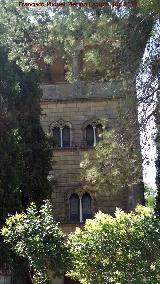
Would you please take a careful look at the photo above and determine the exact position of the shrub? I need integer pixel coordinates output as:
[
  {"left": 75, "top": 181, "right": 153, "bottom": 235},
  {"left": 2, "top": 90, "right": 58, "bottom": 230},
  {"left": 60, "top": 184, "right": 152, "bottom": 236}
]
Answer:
[
  {"left": 2, "top": 201, "right": 70, "bottom": 282},
  {"left": 68, "top": 206, "right": 160, "bottom": 284}
]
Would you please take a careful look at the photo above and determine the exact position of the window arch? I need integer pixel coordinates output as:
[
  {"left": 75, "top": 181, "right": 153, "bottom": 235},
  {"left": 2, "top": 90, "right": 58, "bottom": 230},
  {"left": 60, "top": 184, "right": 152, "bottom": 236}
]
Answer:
[
  {"left": 51, "top": 120, "right": 71, "bottom": 148},
  {"left": 82, "top": 193, "right": 92, "bottom": 221},
  {"left": 86, "top": 125, "right": 94, "bottom": 146},
  {"left": 69, "top": 194, "right": 80, "bottom": 222},
  {"left": 85, "top": 123, "right": 103, "bottom": 146},
  {"left": 69, "top": 192, "right": 92, "bottom": 222}
]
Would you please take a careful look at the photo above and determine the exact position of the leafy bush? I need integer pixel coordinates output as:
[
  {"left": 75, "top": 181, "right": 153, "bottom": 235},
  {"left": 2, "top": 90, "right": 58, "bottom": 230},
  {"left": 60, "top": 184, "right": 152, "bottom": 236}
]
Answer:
[
  {"left": 3, "top": 203, "right": 160, "bottom": 284},
  {"left": 68, "top": 206, "right": 160, "bottom": 284},
  {"left": 1, "top": 201, "right": 70, "bottom": 282}
]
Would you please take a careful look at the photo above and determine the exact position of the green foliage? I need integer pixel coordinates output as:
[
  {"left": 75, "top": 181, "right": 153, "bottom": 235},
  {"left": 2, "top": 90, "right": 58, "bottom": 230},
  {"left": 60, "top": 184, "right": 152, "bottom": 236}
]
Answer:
[
  {"left": 0, "top": 47, "right": 52, "bottom": 211},
  {"left": 144, "top": 184, "right": 156, "bottom": 209},
  {"left": 3, "top": 202, "right": 160, "bottom": 284},
  {"left": 32, "top": 270, "right": 50, "bottom": 284},
  {"left": 16, "top": 82, "right": 52, "bottom": 207},
  {"left": 81, "top": 130, "right": 142, "bottom": 192},
  {"left": 0, "top": 47, "right": 52, "bottom": 281},
  {"left": 0, "top": 0, "right": 157, "bottom": 81},
  {"left": 155, "top": 109, "right": 160, "bottom": 215},
  {"left": 2, "top": 201, "right": 70, "bottom": 281},
  {"left": 0, "top": 122, "right": 23, "bottom": 224},
  {"left": 68, "top": 206, "right": 160, "bottom": 284}
]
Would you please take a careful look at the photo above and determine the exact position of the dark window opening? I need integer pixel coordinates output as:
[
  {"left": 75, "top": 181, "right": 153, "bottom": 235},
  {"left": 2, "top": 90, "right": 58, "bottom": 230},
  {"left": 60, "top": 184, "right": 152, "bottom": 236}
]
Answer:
[
  {"left": 69, "top": 194, "right": 80, "bottom": 222},
  {"left": 63, "top": 126, "right": 70, "bottom": 147},
  {"left": 82, "top": 193, "right": 92, "bottom": 221},
  {"left": 86, "top": 125, "right": 94, "bottom": 146},
  {"left": 52, "top": 126, "right": 61, "bottom": 147}
]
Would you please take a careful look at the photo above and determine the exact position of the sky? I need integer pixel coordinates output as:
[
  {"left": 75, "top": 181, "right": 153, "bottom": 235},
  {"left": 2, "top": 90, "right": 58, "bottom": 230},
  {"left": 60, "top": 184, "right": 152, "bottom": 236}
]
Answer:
[
  {"left": 138, "top": 21, "right": 159, "bottom": 191},
  {"left": 141, "top": 118, "right": 156, "bottom": 190}
]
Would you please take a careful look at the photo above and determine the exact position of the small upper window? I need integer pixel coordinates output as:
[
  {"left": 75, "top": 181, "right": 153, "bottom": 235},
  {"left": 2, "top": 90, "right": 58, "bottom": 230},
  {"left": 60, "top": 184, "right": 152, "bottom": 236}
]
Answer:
[
  {"left": 82, "top": 193, "right": 92, "bottom": 221},
  {"left": 52, "top": 125, "right": 71, "bottom": 148}
]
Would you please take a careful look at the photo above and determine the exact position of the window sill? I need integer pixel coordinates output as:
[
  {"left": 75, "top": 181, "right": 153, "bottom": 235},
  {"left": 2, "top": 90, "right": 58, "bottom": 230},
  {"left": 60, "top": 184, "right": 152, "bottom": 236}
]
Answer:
[
  {"left": 52, "top": 145, "right": 94, "bottom": 150},
  {"left": 59, "top": 218, "right": 92, "bottom": 225},
  {"left": 59, "top": 221, "right": 85, "bottom": 225}
]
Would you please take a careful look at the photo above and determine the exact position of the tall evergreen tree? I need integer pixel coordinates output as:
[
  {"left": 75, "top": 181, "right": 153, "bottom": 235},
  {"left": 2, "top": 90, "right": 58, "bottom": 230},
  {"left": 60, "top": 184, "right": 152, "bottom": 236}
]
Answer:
[
  {"left": 0, "top": 47, "right": 52, "bottom": 210},
  {"left": 0, "top": 47, "right": 52, "bottom": 283}
]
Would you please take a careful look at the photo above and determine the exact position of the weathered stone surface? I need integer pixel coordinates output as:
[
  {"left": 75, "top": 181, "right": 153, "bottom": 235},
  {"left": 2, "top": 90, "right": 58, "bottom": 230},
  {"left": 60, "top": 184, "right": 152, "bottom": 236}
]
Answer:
[{"left": 41, "top": 81, "right": 126, "bottom": 101}]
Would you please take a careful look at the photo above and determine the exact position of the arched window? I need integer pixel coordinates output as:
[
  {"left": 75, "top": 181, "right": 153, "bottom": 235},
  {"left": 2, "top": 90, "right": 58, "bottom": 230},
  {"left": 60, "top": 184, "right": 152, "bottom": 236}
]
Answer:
[
  {"left": 63, "top": 126, "right": 70, "bottom": 147},
  {"left": 52, "top": 124, "right": 71, "bottom": 148},
  {"left": 86, "top": 123, "right": 103, "bottom": 146},
  {"left": 86, "top": 125, "right": 94, "bottom": 146},
  {"left": 82, "top": 193, "right": 92, "bottom": 221},
  {"left": 52, "top": 126, "right": 61, "bottom": 147},
  {"left": 69, "top": 194, "right": 80, "bottom": 222}
]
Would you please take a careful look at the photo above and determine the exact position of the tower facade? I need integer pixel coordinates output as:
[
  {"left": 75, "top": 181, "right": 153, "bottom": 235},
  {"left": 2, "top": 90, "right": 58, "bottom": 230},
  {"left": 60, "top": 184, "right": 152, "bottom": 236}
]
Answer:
[
  {"left": 41, "top": 81, "right": 144, "bottom": 228},
  {"left": 40, "top": 56, "right": 144, "bottom": 284}
]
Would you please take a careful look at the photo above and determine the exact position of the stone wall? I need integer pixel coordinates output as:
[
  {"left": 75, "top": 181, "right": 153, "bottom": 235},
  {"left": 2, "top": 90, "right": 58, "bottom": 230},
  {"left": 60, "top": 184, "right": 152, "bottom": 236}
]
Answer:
[
  {"left": 50, "top": 148, "right": 128, "bottom": 221},
  {"left": 41, "top": 98, "right": 132, "bottom": 222},
  {"left": 41, "top": 81, "right": 127, "bottom": 100},
  {"left": 41, "top": 98, "right": 120, "bottom": 137}
]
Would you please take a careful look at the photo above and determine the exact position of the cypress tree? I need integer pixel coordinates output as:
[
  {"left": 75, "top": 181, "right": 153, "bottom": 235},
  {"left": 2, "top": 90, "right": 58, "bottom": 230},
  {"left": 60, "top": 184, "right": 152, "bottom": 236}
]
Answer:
[{"left": 0, "top": 47, "right": 52, "bottom": 283}]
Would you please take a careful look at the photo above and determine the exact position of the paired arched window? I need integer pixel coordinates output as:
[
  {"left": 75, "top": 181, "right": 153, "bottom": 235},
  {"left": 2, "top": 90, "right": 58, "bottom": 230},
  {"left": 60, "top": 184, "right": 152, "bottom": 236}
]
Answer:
[
  {"left": 69, "top": 193, "right": 92, "bottom": 222},
  {"left": 86, "top": 123, "right": 103, "bottom": 147},
  {"left": 51, "top": 119, "right": 103, "bottom": 148},
  {"left": 52, "top": 125, "right": 70, "bottom": 147}
]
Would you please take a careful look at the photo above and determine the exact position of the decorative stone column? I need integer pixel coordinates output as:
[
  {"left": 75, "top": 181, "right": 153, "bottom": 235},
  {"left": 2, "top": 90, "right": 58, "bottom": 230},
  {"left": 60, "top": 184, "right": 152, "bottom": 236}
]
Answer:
[
  {"left": 60, "top": 127, "right": 63, "bottom": 148},
  {"left": 79, "top": 196, "right": 83, "bottom": 223},
  {"left": 93, "top": 125, "right": 96, "bottom": 146}
]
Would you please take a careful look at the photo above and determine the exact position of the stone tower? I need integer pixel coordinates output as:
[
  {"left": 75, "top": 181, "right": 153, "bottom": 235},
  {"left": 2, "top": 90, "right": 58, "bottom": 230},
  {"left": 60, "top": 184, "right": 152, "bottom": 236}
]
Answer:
[{"left": 40, "top": 53, "right": 144, "bottom": 284}]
